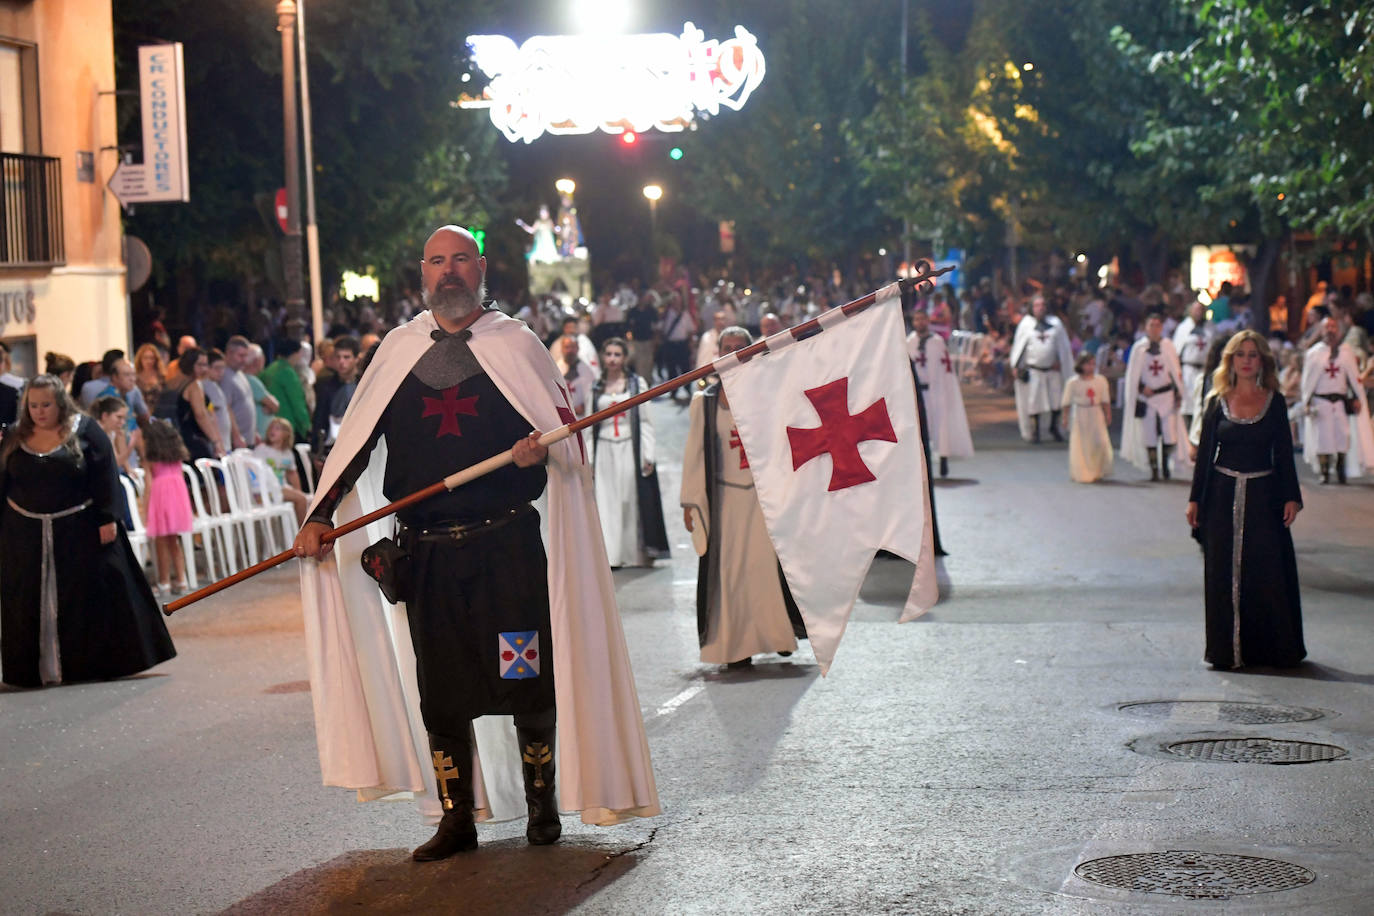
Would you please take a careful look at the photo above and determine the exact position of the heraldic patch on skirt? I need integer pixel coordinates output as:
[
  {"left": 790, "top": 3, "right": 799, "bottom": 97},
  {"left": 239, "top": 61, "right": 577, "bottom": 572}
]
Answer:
[{"left": 402, "top": 508, "right": 555, "bottom": 734}]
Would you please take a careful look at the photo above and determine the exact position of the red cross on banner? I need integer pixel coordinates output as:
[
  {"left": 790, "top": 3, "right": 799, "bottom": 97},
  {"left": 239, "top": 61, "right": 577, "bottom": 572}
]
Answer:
[
  {"left": 1325, "top": 361, "right": 1341, "bottom": 379},
  {"left": 786, "top": 377, "right": 898, "bottom": 491},
  {"left": 728, "top": 427, "right": 750, "bottom": 469},
  {"left": 421, "top": 386, "right": 479, "bottom": 438}
]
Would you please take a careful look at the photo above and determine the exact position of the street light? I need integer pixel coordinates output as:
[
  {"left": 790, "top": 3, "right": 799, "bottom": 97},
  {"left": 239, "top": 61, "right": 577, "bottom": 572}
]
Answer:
[
  {"left": 555, "top": 178, "right": 576, "bottom": 195},
  {"left": 642, "top": 183, "right": 662, "bottom": 234}
]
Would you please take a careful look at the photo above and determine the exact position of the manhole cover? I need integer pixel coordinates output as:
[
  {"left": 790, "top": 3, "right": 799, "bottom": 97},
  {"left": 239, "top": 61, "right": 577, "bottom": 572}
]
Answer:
[
  {"left": 1075, "top": 850, "right": 1315, "bottom": 900},
  {"left": 1166, "top": 737, "right": 1347, "bottom": 765},
  {"left": 1117, "top": 700, "right": 1325, "bottom": 725},
  {"left": 264, "top": 680, "right": 311, "bottom": 694}
]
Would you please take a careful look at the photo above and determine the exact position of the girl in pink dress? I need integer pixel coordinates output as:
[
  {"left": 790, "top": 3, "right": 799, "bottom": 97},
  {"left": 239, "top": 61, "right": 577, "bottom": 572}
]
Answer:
[{"left": 142, "top": 419, "right": 193, "bottom": 595}]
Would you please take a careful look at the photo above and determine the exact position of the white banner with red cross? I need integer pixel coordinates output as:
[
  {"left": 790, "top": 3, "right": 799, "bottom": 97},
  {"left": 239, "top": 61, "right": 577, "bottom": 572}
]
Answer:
[{"left": 715, "top": 284, "right": 937, "bottom": 674}]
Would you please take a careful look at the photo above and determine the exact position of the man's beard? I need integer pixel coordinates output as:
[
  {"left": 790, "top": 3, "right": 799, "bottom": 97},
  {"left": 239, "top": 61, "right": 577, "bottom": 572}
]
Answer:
[{"left": 424, "top": 278, "right": 485, "bottom": 321}]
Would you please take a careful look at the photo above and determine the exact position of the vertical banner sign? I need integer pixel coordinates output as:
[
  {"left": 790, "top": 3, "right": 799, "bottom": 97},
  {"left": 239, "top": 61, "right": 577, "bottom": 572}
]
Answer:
[
  {"left": 108, "top": 43, "right": 189, "bottom": 207},
  {"left": 139, "top": 43, "right": 189, "bottom": 201}
]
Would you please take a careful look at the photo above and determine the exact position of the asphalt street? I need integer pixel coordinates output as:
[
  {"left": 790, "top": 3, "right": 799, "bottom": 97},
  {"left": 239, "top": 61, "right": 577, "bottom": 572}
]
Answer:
[{"left": 2, "top": 383, "right": 1372, "bottom": 915}]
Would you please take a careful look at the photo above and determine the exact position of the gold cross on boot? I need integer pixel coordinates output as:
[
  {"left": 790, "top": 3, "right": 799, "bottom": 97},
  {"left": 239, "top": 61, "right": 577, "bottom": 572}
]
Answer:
[
  {"left": 522, "top": 742, "right": 552, "bottom": 789},
  {"left": 432, "top": 750, "right": 461, "bottom": 811}
]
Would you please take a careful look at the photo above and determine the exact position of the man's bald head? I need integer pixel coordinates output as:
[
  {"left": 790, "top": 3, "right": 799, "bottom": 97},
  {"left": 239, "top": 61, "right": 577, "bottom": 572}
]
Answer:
[{"left": 421, "top": 225, "right": 486, "bottom": 322}]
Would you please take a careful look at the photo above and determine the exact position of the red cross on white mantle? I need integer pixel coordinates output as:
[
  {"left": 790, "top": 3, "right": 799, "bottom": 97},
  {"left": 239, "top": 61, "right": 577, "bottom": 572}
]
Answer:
[
  {"left": 940, "top": 353, "right": 953, "bottom": 374},
  {"left": 1147, "top": 358, "right": 1164, "bottom": 377},
  {"left": 421, "top": 386, "right": 479, "bottom": 438},
  {"left": 914, "top": 351, "right": 927, "bottom": 368},
  {"left": 728, "top": 428, "right": 750, "bottom": 469},
  {"left": 1325, "top": 361, "right": 1341, "bottom": 379},
  {"left": 555, "top": 398, "right": 586, "bottom": 463},
  {"left": 786, "top": 377, "right": 898, "bottom": 491}
]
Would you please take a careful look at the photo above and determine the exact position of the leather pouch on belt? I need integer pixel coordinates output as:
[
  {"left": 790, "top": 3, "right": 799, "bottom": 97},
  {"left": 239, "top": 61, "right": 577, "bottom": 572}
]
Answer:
[{"left": 360, "top": 537, "right": 413, "bottom": 605}]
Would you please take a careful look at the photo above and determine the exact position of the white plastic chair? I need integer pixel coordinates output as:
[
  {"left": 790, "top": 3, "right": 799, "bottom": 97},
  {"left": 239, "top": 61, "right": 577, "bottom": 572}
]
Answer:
[
  {"left": 224, "top": 451, "right": 295, "bottom": 556},
  {"left": 119, "top": 475, "right": 149, "bottom": 570},
  {"left": 294, "top": 442, "right": 315, "bottom": 496},
  {"left": 195, "top": 457, "right": 252, "bottom": 568},
  {"left": 181, "top": 463, "right": 234, "bottom": 580}
]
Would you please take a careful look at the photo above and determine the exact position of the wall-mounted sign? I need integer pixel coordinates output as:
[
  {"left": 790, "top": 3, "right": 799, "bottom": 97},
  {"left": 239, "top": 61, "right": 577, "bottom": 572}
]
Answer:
[
  {"left": 458, "top": 22, "right": 766, "bottom": 144},
  {"left": 108, "top": 43, "right": 190, "bottom": 208}
]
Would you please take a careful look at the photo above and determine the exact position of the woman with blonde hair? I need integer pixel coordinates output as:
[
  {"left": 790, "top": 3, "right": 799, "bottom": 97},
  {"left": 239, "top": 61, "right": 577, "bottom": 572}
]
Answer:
[
  {"left": 0, "top": 375, "right": 174, "bottom": 686},
  {"left": 133, "top": 342, "right": 168, "bottom": 406},
  {"left": 1186, "top": 330, "right": 1304, "bottom": 669}
]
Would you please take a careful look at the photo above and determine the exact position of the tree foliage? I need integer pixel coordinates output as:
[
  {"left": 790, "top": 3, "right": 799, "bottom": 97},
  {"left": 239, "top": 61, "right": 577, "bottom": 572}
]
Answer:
[{"left": 114, "top": 0, "right": 507, "bottom": 307}]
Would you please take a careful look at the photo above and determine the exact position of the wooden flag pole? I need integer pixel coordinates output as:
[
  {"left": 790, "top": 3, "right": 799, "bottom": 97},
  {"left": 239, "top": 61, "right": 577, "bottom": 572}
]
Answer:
[{"left": 162, "top": 266, "right": 949, "bottom": 615}]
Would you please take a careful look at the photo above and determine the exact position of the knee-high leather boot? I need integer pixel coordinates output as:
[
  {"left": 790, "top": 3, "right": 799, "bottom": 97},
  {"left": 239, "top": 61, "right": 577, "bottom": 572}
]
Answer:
[
  {"left": 517, "top": 725, "right": 561, "bottom": 845},
  {"left": 1049, "top": 410, "right": 1064, "bottom": 442},
  {"left": 1031, "top": 414, "right": 1041, "bottom": 444},
  {"left": 1319, "top": 454, "right": 1331, "bottom": 485},
  {"left": 1147, "top": 447, "right": 1160, "bottom": 482},
  {"left": 1336, "top": 452, "right": 1348, "bottom": 485},
  {"left": 412, "top": 731, "right": 478, "bottom": 861},
  {"left": 1161, "top": 444, "right": 1173, "bottom": 480}
]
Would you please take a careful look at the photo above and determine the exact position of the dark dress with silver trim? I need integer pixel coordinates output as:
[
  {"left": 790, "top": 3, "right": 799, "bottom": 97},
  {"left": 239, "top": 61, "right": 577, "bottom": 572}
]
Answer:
[
  {"left": 0, "top": 416, "right": 175, "bottom": 687},
  {"left": 1189, "top": 391, "right": 1304, "bottom": 669}
]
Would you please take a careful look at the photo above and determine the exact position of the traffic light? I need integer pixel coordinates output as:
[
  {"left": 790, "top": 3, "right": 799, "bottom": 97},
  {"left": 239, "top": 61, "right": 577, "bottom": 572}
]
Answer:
[
  {"left": 620, "top": 131, "right": 638, "bottom": 146},
  {"left": 468, "top": 226, "right": 486, "bottom": 255},
  {"left": 669, "top": 146, "right": 684, "bottom": 160}
]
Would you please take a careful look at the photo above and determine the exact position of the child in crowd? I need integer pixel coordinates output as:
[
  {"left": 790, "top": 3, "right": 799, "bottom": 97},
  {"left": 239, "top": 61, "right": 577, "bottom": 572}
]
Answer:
[
  {"left": 142, "top": 419, "right": 193, "bottom": 596},
  {"left": 1278, "top": 347, "right": 1305, "bottom": 449},
  {"left": 253, "top": 416, "right": 309, "bottom": 524},
  {"left": 1060, "top": 351, "right": 1114, "bottom": 483}
]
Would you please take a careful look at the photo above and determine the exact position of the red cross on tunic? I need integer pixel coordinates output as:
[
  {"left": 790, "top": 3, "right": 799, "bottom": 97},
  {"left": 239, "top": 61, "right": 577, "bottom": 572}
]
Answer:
[
  {"left": 940, "top": 353, "right": 953, "bottom": 374},
  {"left": 1325, "top": 361, "right": 1341, "bottom": 379},
  {"left": 1147, "top": 358, "right": 1164, "bottom": 378},
  {"left": 728, "top": 427, "right": 750, "bottom": 469},
  {"left": 1036, "top": 331, "right": 1049, "bottom": 344},
  {"left": 421, "top": 386, "right": 479, "bottom": 438},
  {"left": 1085, "top": 387, "right": 1097, "bottom": 406},
  {"left": 555, "top": 387, "right": 586, "bottom": 463},
  {"left": 914, "top": 351, "right": 927, "bottom": 368},
  {"left": 786, "top": 377, "right": 898, "bottom": 491},
  {"left": 612, "top": 411, "right": 621, "bottom": 437}
]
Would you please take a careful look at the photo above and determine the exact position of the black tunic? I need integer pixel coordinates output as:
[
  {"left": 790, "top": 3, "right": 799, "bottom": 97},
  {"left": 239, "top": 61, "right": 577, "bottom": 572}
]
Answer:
[
  {"left": 1188, "top": 391, "right": 1304, "bottom": 668},
  {"left": 312, "top": 367, "right": 553, "bottom": 730},
  {"left": 0, "top": 416, "right": 176, "bottom": 687}
]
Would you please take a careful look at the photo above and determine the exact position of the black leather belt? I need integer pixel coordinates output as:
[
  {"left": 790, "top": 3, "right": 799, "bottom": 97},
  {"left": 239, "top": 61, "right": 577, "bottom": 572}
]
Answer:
[
  {"left": 1140, "top": 382, "right": 1177, "bottom": 396},
  {"left": 1315, "top": 392, "right": 1346, "bottom": 403},
  {"left": 401, "top": 504, "right": 534, "bottom": 544}
]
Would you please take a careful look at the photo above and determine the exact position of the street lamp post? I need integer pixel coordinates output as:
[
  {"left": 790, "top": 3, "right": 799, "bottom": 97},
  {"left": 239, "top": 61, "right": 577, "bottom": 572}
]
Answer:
[
  {"left": 296, "top": 0, "right": 324, "bottom": 344},
  {"left": 276, "top": 0, "right": 306, "bottom": 321}
]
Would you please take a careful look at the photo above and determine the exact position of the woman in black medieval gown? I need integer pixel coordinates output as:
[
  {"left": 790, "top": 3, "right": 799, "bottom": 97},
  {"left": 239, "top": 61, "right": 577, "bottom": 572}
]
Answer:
[
  {"left": 0, "top": 375, "right": 175, "bottom": 687},
  {"left": 1186, "top": 331, "right": 1304, "bottom": 669}
]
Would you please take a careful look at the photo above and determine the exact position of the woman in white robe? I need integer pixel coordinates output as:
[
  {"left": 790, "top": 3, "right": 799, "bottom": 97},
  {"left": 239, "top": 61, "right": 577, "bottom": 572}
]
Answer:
[
  {"left": 1060, "top": 351, "right": 1114, "bottom": 483},
  {"left": 590, "top": 338, "right": 668, "bottom": 567}
]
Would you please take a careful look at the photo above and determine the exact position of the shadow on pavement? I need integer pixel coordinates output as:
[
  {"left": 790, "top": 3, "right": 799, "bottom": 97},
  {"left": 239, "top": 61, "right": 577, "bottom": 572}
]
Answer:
[
  {"left": 1228, "top": 661, "right": 1374, "bottom": 686},
  {"left": 221, "top": 838, "right": 641, "bottom": 915}
]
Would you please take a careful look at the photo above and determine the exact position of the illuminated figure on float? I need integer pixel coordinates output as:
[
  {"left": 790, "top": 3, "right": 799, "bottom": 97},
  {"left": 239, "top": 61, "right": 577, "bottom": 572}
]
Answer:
[
  {"left": 516, "top": 205, "right": 559, "bottom": 264},
  {"left": 555, "top": 186, "right": 584, "bottom": 259}
]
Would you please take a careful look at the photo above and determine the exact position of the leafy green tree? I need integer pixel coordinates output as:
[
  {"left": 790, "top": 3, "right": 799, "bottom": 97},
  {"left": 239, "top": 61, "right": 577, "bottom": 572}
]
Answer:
[{"left": 114, "top": 0, "right": 506, "bottom": 318}]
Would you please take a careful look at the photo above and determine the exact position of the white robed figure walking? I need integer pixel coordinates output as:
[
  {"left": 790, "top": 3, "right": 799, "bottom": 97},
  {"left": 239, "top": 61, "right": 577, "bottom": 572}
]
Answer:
[
  {"left": 1059, "top": 353, "right": 1113, "bottom": 483},
  {"left": 1010, "top": 295, "right": 1074, "bottom": 442},
  {"left": 1300, "top": 317, "right": 1374, "bottom": 482},
  {"left": 1121, "top": 314, "right": 1188, "bottom": 480},
  {"left": 907, "top": 309, "right": 973, "bottom": 476}
]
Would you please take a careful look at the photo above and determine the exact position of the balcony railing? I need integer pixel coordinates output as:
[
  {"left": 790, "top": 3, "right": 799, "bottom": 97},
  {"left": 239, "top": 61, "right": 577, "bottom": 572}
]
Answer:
[{"left": 0, "top": 152, "right": 64, "bottom": 267}]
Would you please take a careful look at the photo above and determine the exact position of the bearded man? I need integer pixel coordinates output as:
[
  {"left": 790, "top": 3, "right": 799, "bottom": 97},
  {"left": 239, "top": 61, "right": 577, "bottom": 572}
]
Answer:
[{"left": 293, "top": 226, "right": 658, "bottom": 861}]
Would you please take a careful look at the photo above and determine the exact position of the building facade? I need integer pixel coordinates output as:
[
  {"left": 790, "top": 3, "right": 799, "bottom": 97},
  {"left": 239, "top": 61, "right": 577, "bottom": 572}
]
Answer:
[{"left": 0, "top": 0, "right": 125, "bottom": 379}]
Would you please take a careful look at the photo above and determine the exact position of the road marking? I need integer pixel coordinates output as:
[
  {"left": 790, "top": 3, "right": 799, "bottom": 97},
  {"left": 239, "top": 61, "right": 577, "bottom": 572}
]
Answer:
[{"left": 647, "top": 681, "right": 706, "bottom": 721}]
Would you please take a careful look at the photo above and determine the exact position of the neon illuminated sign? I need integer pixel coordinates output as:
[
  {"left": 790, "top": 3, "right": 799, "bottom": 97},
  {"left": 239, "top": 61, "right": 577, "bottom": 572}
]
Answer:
[{"left": 458, "top": 22, "right": 766, "bottom": 144}]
